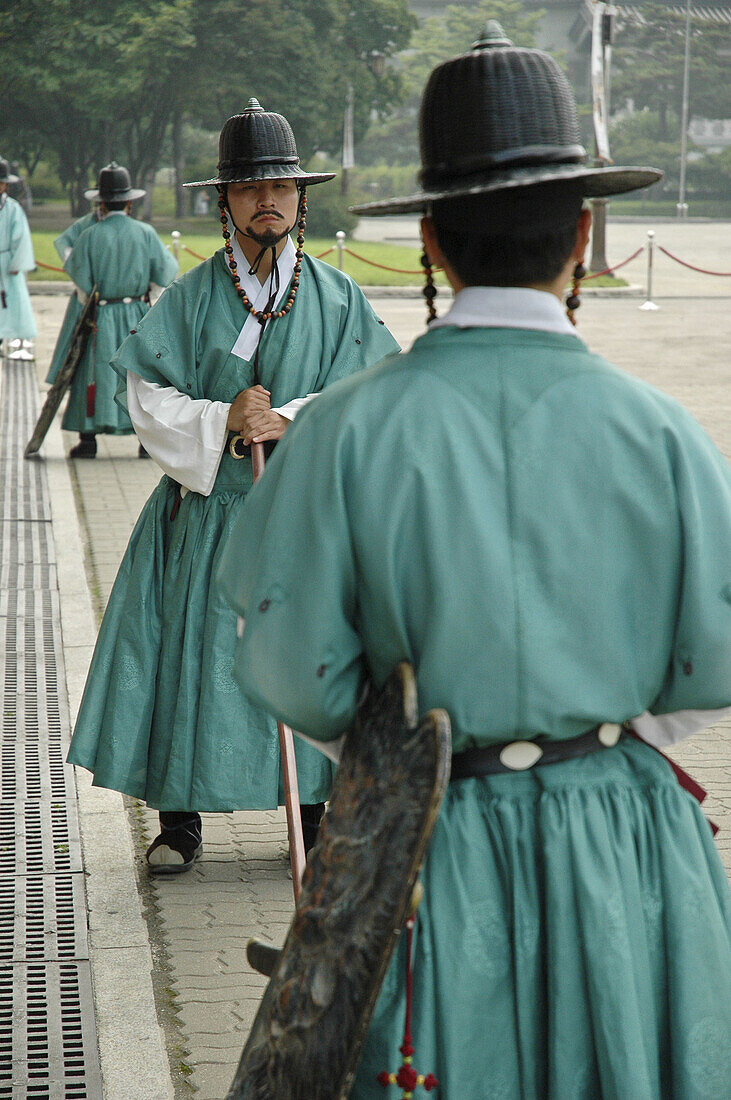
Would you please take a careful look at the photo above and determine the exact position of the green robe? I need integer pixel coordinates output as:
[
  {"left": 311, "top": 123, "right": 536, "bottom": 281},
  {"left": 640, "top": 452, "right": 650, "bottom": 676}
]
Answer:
[
  {"left": 0, "top": 195, "right": 36, "bottom": 341},
  {"left": 66, "top": 250, "right": 399, "bottom": 810},
  {"left": 47, "top": 213, "right": 178, "bottom": 433},
  {"left": 218, "top": 326, "right": 731, "bottom": 1097}
]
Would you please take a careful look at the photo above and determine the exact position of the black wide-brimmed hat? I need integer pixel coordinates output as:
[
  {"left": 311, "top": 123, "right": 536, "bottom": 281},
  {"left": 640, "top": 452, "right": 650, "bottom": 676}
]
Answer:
[
  {"left": 85, "top": 162, "right": 146, "bottom": 203},
  {"left": 0, "top": 158, "right": 19, "bottom": 185},
  {"left": 185, "top": 99, "right": 335, "bottom": 188},
  {"left": 352, "top": 23, "right": 661, "bottom": 216}
]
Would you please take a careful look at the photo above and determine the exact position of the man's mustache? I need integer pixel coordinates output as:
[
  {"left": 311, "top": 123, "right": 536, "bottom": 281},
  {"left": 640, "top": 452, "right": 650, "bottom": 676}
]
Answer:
[{"left": 253, "top": 210, "right": 285, "bottom": 220}]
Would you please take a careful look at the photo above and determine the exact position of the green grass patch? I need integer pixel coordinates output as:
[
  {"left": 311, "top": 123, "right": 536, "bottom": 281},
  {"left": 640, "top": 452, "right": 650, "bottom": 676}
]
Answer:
[
  {"left": 611, "top": 199, "right": 731, "bottom": 219},
  {"left": 28, "top": 226, "right": 625, "bottom": 288},
  {"left": 29, "top": 228, "right": 448, "bottom": 286}
]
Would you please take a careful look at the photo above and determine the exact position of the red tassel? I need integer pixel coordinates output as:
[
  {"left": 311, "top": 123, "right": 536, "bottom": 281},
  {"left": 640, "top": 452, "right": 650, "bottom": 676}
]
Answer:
[
  {"left": 376, "top": 914, "right": 439, "bottom": 1095},
  {"left": 86, "top": 383, "right": 96, "bottom": 417}
]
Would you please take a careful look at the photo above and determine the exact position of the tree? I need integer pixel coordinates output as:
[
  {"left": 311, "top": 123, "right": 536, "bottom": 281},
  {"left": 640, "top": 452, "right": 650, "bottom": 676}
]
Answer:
[
  {"left": 355, "top": 0, "right": 543, "bottom": 169},
  {"left": 611, "top": 3, "right": 731, "bottom": 141},
  {"left": 0, "top": 0, "right": 415, "bottom": 216}
]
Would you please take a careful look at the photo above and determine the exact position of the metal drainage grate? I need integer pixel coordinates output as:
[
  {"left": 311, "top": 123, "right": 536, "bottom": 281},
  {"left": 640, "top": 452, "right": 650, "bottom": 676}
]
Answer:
[
  {"left": 0, "top": 354, "right": 103, "bottom": 1096},
  {"left": 0, "top": 363, "right": 51, "bottom": 524},
  {"left": 0, "top": 520, "right": 56, "bottom": 568},
  {"left": 0, "top": 874, "right": 88, "bottom": 965},
  {"left": 1, "top": 741, "right": 75, "bottom": 804},
  {"left": 0, "top": 962, "right": 101, "bottom": 1098},
  {"left": 0, "top": 802, "right": 82, "bottom": 877},
  {"left": 0, "top": 589, "right": 68, "bottom": 747}
]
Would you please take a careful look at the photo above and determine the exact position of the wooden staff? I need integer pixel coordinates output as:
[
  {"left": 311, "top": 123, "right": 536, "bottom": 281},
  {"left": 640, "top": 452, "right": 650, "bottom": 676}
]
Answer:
[{"left": 251, "top": 441, "right": 307, "bottom": 901}]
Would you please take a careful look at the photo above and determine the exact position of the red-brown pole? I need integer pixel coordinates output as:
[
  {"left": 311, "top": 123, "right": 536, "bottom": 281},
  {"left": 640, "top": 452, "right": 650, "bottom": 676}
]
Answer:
[{"left": 251, "top": 442, "right": 307, "bottom": 900}]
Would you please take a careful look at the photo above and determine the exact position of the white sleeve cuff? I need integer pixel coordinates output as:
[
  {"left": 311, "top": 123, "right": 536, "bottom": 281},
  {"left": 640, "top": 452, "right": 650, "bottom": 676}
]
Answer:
[
  {"left": 631, "top": 706, "right": 731, "bottom": 748},
  {"left": 272, "top": 392, "right": 319, "bottom": 422},
  {"left": 127, "top": 372, "right": 230, "bottom": 496}
]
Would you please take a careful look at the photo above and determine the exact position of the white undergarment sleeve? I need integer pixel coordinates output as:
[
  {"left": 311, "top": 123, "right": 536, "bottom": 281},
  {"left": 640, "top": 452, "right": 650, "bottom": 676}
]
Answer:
[
  {"left": 272, "top": 393, "right": 318, "bottom": 421},
  {"left": 127, "top": 372, "right": 230, "bottom": 496},
  {"left": 631, "top": 706, "right": 731, "bottom": 748}
]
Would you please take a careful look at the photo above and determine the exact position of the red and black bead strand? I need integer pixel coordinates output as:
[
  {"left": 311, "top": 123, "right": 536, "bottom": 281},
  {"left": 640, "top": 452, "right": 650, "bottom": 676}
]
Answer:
[
  {"left": 566, "top": 260, "right": 586, "bottom": 326},
  {"left": 218, "top": 189, "right": 306, "bottom": 322},
  {"left": 421, "top": 251, "right": 438, "bottom": 326}
]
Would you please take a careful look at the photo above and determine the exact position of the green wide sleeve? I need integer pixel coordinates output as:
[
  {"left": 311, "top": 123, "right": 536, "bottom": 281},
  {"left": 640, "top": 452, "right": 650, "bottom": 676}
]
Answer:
[
  {"left": 9, "top": 204, "right": 35, "bottom": 273},
  {"left": 146, "top": 225, "right": 178, "bottom": 287},
  {"left": 652, "top": 408, "right": 731, "bottom": 714},
  {"left": 54, "top": 214, "right": 96, "bottom": 260},
  {"left": 217, "top": 399, "right": 365, "bottom": 740},
  {"left": 63, "top": 230, "right": 94, "bottom": 294}
]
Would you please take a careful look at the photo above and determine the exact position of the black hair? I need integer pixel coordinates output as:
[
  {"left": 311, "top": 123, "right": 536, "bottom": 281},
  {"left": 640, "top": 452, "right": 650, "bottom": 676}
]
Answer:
[
  {"left": 432, "top": 182, "right": 584, "bottom": 287},
  {"left": 104, "top": 199, "right": 129, "bottom": 211}
]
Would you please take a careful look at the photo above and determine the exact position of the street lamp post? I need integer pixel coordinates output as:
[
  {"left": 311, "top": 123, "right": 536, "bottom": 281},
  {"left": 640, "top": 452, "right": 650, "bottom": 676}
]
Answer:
[
  {"left": 341, "top": 51, "right": 386, "bottom": 197},
  {"left": 589, "top": 2, "right": 616, "bottom": 275},
  {"left": 677, "top": 0, "right": 692, "bottom": 217}
]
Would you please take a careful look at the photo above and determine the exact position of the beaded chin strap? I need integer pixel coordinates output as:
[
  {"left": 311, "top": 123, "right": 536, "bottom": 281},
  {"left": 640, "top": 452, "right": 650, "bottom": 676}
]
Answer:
[{"left": 218, "top": 186, "right": 306, "bottom": 323}]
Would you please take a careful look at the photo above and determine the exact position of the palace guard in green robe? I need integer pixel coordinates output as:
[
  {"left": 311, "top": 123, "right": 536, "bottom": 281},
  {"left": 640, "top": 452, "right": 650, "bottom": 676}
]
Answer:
[
  {"left": 66, "top": 101, "right": 399, "bottom": 872},
  {"left": 0, "top": 157, "right": 36, "bottom": 359},
  {"left": 46, "top": 162, "right": 178, "bottom": 458},
  {"left": 218, "top": 28, "right": 731, "bottom": 1099}
]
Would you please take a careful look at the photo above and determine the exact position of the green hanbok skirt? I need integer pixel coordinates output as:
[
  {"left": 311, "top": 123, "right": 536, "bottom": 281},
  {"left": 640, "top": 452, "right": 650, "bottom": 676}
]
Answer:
[
  {"left": 67, "top": 455, "right": 335, "bottom": 809},
  {"left": 352, "top": 738, "right": 731, "bottom": 1099}
]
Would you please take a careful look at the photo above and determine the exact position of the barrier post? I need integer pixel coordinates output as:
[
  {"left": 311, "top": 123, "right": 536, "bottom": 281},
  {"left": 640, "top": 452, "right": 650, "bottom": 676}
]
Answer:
[
  {"left": 336, "top": 230, "right": 346, "bottom": 271},
  {"left": 171, "top": 230, "right": 181, "bottom": 262},
  {"left": 639, "top": 230, "right": 659, "bottom": 311}
]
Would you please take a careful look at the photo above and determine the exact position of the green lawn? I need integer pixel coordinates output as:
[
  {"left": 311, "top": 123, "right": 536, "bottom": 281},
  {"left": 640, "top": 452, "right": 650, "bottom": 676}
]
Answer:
[
  {"left": 29, "top": 227, "right": 623, "bottom": 288},
  {"left": 29, "top": 228, "right": 448, "bottom": 287}
]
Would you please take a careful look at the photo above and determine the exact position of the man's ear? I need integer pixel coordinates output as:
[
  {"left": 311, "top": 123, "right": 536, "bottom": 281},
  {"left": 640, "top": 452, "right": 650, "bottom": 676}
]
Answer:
[
  {"left": 420, "top": 216, "right": 442, "bottom": 268},
  {"left": 575, "top": 207, "right": 592, "bottom": 260}
]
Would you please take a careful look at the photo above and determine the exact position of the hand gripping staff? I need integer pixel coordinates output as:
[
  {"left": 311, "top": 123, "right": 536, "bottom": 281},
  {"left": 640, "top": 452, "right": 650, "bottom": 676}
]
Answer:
[{"left": 251, "top": 441, "right": 307, "bottom": 901}]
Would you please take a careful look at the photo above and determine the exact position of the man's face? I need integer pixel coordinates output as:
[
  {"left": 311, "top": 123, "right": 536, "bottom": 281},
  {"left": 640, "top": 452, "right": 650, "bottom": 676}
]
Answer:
[{"left": 226, "top": 179, "right": 300, "bottom": 245}]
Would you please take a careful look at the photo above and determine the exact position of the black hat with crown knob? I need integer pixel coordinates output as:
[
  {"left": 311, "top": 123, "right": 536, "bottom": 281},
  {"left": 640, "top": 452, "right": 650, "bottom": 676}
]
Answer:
[
  {"left": 85, "top": 162, "right": 146, "bottom": 203},
  {"left": 185, "top": 99, "right": 335, "bottom": 188},
  {"left": 351, "top": 23, "right": 661, "bottom": 215}
]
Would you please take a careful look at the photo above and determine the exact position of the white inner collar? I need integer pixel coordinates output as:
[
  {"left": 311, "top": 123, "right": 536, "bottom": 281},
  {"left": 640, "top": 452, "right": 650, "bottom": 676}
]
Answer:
[
  {"left": 429, "top": 286, "right": 579, "bottom": 338},
  {"left": 229, "top": 233, "right": 296, "bottom": 362}
]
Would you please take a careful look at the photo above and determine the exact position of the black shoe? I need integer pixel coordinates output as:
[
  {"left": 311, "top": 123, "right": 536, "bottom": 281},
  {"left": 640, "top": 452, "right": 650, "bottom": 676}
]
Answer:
[
  {"left": 69, "top": 435, "right": 97, "bottom": 459},
  {"left": 138, "top": 443, "right": 150, "bottom": 459},
  {"left": 146, "top": 813, "right": 202, "bottom": 874},
  {"left": 300, "top": 802, "right": 326, "bottom": 856}
]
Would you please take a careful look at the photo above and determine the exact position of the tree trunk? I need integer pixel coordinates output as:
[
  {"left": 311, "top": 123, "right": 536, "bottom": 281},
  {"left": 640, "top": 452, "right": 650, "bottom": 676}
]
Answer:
[
  {"left": 140, "top": 167, "right": 156, "bottom": 222},
  {"left": 172, "top": 107, "right": 186, "bottom": 220}
]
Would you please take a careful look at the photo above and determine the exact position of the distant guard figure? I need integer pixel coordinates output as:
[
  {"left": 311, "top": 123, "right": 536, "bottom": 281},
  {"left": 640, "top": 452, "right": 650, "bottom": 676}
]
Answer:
[
  {"left": 0, "top": 157, "right": 36, "bottom": 360},
  {"left": 46, "top": 162, "right": 178, "bottom": 458},
  {"left": 66, "top": 101, "right": 399, "bottom": 872},
  {"left": 219, "top": 29, "right": 731, "bottom": 1098}
]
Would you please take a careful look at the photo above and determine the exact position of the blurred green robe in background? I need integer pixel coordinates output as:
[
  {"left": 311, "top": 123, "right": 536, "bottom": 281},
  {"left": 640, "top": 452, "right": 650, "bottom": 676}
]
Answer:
[{"left": 46, "top": 212, "right": 177, "bottom": 433}]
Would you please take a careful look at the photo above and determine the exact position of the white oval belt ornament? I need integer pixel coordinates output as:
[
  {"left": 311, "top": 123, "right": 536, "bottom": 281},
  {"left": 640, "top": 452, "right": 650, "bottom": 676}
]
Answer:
[
  {"left": 499, "top": 741, "right": 544, "bottom": 770},
  {"left": 597, "top": 723, "right": 622, "bottom": 747}
]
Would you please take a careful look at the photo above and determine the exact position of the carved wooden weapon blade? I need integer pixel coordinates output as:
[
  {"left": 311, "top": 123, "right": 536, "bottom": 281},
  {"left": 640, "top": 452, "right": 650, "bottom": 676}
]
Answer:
[
  {"left": 227, "top": 661, "right": 452, "bottom": 1100},
  {"left": 25, "top": 287, "right": 99, "bottom": 457}
]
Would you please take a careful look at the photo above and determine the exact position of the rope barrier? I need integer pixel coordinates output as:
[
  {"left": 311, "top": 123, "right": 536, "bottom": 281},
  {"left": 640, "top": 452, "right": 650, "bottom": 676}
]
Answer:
[
  {"left": 583, "top": 246, "right": 645, "bottom": 281},
  {"left": 342, "top": 246, "right": 433, "bottom": 276},
  {"left": 35, "top": 260, "right": 67, "bottom": 274},
  {"left": 657, "top": 245, "right": 731, "bottom": 277},
  {"left": 181, "top": 243, "right": 210, "bottom": 262},
  {"left": 315, "top": 246, "right": 335, "bottom": 260}
]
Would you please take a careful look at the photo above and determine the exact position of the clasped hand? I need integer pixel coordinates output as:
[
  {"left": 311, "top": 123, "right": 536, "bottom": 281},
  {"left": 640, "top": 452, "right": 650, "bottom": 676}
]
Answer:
[{"left": 226, "top": 384, "right": 288, "bottom": 445}]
